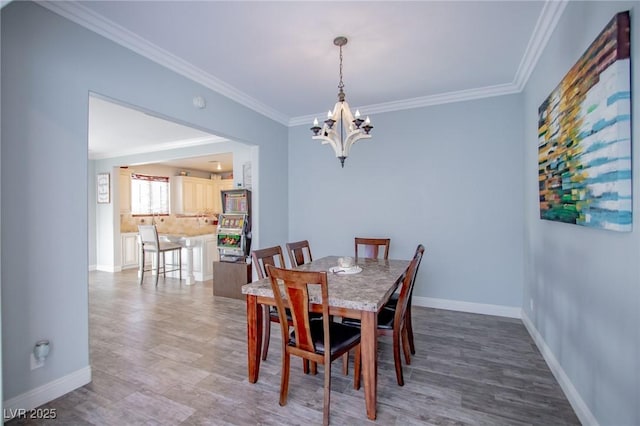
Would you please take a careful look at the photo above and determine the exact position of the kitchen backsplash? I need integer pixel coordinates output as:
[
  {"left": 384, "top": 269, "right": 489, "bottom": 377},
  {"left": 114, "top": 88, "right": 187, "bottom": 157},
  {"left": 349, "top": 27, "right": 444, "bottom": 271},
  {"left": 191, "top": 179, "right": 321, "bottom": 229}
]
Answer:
[{"left": 121, "top": 213, "right": 218, "bottom": 236}]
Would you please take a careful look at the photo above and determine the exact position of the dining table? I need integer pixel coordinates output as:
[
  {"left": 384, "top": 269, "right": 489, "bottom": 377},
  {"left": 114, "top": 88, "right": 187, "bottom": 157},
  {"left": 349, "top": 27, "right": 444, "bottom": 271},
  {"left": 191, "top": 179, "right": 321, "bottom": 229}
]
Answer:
[{"left": 241, "top": 255, "right": 410, "bottom": 420}]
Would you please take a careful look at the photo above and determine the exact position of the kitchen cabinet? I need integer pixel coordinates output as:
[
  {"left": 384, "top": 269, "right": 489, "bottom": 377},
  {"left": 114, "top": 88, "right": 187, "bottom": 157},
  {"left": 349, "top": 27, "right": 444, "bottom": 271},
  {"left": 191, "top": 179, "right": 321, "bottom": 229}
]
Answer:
[
  {"left": 121, "top": 232, "right": 139, "bottom": 269},
  {"left": 172, "top": 176, "right": 207, "bottom": 214},
  {"left": 119, "top": 169, "right": 131, "bottom": 214},
  {"left": 211, "top": 179, "right": 234, "bottom": 213},
  {"left": 172, "top": 176, "right": 233, "bottom": 215},
  {"left": 203, "top": 235, "right": 219, "bottom": 277}
]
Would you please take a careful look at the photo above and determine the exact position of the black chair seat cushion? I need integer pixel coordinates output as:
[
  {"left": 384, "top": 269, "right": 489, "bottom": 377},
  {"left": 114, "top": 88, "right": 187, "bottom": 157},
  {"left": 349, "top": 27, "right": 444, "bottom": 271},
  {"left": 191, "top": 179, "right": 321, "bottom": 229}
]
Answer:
[
  {"left": 383, "top": 292, "right": 399, "bottom": 309},
  {"left": 270, "top": 307, "right": 321, "bottom": 322},
  {"left": 342, "top": 308, "right": 395, "bottom": 330},
  {"left": 289, "top": 320, "right": 360, "bottom": 356}
]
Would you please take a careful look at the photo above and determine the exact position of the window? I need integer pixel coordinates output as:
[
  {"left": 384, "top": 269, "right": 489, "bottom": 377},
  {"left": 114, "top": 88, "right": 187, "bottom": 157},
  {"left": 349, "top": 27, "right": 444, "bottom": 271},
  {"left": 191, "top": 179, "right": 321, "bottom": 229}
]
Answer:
[{"left": 131, "top": 174, "right": 170, "bottom": 215}]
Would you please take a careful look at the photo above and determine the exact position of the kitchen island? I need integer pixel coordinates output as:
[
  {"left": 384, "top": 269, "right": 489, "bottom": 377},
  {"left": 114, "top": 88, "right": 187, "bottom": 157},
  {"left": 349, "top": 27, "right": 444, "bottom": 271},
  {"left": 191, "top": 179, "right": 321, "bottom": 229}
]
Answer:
[{"left": 121, "top": 232, "right": 218, "bottom": 284}]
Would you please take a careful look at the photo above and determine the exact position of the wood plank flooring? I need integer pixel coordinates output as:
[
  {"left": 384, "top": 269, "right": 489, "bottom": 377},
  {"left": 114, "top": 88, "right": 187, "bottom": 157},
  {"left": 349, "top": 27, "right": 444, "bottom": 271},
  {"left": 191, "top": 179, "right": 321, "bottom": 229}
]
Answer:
[{"left": 9, "top": 270, "right": 579, "bottom": 425}]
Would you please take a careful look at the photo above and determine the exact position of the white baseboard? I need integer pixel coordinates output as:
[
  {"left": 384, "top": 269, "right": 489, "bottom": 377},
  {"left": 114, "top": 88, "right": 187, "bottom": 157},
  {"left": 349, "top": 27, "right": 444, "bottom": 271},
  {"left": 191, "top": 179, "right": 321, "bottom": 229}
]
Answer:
[
  {"left": 3, "top": 366, "right": 91, "bottom": 418},
  {"left": 88, "top": 264, "right": 97, "bottom": 272},
  {"left": 95, "top": 264, "right": 121, "bottom": 273},
  {"left": 412, "top": 296, "right": 522, "bottom": 318},
  {"left": 521, "top": 312, "right": 598, "bottom": 426}
]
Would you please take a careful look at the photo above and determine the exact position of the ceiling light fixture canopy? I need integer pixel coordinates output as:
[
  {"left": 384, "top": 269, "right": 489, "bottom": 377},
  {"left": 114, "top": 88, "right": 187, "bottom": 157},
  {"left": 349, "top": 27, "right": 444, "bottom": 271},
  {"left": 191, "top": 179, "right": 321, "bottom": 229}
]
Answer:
[
  {"left": 311, "top": 36, "right": 373, "bottom": 168},
  {"left": 209, "top": 160, "right": 223, "bottom": 171}
]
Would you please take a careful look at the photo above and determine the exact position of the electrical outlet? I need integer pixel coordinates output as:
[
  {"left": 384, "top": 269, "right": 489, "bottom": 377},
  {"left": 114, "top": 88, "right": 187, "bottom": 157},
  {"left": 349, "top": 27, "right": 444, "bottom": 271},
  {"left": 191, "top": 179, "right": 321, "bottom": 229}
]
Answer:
[{"left": 30, "top": 353, "right": 44, "bottom": 370}]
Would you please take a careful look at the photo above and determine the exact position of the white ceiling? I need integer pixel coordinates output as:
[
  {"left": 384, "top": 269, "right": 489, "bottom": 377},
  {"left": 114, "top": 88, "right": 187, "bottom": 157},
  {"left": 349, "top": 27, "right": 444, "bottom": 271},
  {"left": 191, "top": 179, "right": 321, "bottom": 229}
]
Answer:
[
  {"left": 58, "top": 1, "right": 567, "bottom": 166},
  {"left": 88, "top": 96, "right": 234, "bottom": 172}
]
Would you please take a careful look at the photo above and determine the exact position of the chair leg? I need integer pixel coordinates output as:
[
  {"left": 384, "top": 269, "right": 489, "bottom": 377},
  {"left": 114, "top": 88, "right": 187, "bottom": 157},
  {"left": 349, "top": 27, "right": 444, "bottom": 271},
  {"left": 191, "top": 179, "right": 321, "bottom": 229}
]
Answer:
[
  {"left": 162, "top": 252, "right": 167, "bottom": 278},
  {"left": 353, "top": 345, "right": 361, "bottom": 390},
  {"left": 178, "top": 249, "right": 182, "bottom": 281},
  {"left": 261, "top": 306, "right": 271, "bottom": 361},
  {"left": 310, "top": 361, "right": 318, "bottom": 375},
  {"left": 406, "top": 305, "right": 416, "bottom": 355},
  {"left": 323, "top": 360, "right": 331, "bottom": 426},
  {"left": 393, "top": 327, "right": 405, "bottom": 386},
  {"left": 154, "top": 251, "right": 160, "bottom": 287},
  {"left": 139, "top": 250, "right": 145, "bottom": 285},
  {"left": 279, "top": 352, "right": 290, "bottom": 406},
  {"left": 402, "top": 323, "right": 412, "bottom": 365},
  {"left": 303, "top": 359, "right": 310, "bottom": 374},
  {"left": 342, "top": 351, "right": 349, "bottom": 375}
]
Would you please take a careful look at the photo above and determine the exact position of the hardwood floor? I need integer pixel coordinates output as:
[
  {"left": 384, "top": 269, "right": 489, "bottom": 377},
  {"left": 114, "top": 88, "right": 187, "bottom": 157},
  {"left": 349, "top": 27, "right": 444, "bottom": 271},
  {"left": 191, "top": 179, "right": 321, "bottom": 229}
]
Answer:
[{"left": 10, "top": 270, "right": 579, "bottom": 425}]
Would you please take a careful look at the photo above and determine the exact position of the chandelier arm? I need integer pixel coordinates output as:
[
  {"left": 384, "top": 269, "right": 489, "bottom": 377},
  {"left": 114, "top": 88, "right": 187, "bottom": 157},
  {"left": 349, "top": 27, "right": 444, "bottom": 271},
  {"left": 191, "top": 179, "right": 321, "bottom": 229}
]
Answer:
[
  {"left": 343, "top": 132, "right": 371, "bottom": 157},
  {"left": 312, "top": 135, "right": 343, "bottom": 156}
]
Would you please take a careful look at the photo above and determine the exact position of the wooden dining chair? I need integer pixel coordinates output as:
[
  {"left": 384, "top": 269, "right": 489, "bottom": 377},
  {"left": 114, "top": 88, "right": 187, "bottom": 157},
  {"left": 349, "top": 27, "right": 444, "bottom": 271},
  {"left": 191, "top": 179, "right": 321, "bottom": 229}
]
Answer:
[
  {"left": 252, "top": 245, "right": 323, "bottom": 367},
  {"left": 138, "top": 225, "right": 182, "bottom": 286},
  {"left": 285, "top": 240, "right": 313, "bottom": 267},
  {"left": 266, "top": 265, "right": 361, "bottom": 426},
  {"left": 354, "top": 237, "right": 390, "bottom": 260},
  {"left": 251, "top": 246, "right": 288, "bottom": 361},
  {"left": 382, "top": 244, "right": 426, "bottom": 357},
  {"left": 343, "top": 244, "right": 424, "bottom": 386}
]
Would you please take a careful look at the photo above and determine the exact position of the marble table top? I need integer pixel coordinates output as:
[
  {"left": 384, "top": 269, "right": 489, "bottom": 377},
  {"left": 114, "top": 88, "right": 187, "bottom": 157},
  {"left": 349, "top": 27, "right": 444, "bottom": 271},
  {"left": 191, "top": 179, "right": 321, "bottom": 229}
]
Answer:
[{"left": 241, "top": 256, "right": 410, "bottom": 312}]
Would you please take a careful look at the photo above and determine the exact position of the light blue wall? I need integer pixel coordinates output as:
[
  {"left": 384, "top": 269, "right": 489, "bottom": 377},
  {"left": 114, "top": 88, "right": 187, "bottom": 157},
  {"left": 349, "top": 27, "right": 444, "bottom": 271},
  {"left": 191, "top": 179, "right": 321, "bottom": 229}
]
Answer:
[
  {"left": 289, "top": 94, "right": 524, "bottom": 308},
  {"left": 522, "top": 2, "right": 639, "bottom": 425},
  {"left": 1, "top": 1, "right": 288, "bottom": 401}
]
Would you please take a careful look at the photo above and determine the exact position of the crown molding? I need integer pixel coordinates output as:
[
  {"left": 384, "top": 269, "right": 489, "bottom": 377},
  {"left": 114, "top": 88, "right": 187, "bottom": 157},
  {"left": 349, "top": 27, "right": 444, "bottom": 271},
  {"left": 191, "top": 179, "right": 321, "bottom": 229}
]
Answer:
[
  {"left": 513, "top": 0, "right": 569, "bottom": 91},
  {"left": 37, "top": 1, "right": 290, "bottom": 126},
  {"left": 39, "top": 0, "right": 566, "bottom": 129},
  {"left": 89, "top": 136, "right": 227, "bottom": 160},
  {"left": 289, "top": 82, "right": 520, "bottom": 127},
  {"left": 291, "top": 0, "right": 567, "bottom": 127}
]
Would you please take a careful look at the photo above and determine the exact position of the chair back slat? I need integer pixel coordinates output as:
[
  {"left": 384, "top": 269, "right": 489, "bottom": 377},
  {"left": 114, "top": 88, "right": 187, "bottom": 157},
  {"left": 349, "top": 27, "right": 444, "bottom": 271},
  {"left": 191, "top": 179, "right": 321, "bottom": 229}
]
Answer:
[
  {"left": 286, "top": 240, "right": 313, "bottom": 267},
  {"left": 251, "top": 246, "right": 286, "bottom": 280},
  {"left": 355, "top": 237, "right": 390, "bottom": 260},
  {"left": 394, "top": 244, "right": 425, "bottom": 327},
  {"left": 284, "top": 285, "right": 314, "bottom": 352},
  {"left": 266, "top": 265, "right": 329, "bottom": 356}
]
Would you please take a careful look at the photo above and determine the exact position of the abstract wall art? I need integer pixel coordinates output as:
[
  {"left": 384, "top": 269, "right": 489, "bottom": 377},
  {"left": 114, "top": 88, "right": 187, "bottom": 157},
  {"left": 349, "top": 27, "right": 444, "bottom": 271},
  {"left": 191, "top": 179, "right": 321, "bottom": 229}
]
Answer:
[{"left": 538, "top": 11, "right": 631, "bottom": 232}]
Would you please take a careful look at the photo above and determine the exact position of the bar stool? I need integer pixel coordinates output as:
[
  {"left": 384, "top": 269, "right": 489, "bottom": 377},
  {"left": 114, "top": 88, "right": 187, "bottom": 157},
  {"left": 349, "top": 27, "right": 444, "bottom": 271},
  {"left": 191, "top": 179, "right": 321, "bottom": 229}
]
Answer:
[{"left": 138, "top": 225, "right": 182, "bottom": 286}]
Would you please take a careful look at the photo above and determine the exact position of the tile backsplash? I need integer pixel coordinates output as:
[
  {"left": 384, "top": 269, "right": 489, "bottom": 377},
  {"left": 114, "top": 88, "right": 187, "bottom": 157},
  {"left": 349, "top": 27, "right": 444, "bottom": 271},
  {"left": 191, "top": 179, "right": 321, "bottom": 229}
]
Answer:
[{"left": 121, "top": 213, "right": 218, "bottom": 236}]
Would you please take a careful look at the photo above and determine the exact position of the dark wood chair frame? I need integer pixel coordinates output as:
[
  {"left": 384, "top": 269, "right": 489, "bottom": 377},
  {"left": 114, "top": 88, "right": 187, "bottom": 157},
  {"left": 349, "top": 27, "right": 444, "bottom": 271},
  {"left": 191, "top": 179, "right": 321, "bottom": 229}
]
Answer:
[
  {"left": 251, "top": 246, "right": 288, "bottom": 362},
  {"left": 383, "top": 244, "right": 425, "bottom": 356},
  {"left": 266, "top": 265, "right": 361, "bottom": 426},
  {"left": 354, "top": 237, "right": 390, "bottom": 260},
  {"left": 286, "top": 240, "right": 313, "bottom": 267},
  {"left": 344, "top": 244, "right": 424, "bottom": 386}
]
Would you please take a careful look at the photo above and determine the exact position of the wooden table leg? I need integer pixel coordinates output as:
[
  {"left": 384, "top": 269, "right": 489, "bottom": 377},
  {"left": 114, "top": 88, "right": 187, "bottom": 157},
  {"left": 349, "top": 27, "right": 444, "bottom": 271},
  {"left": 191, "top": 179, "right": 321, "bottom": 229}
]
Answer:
[
  {"left": 361, "top": 310, "right": 377, "bottom": 420},
  {"left": 247, "top": 295, "right": 263, "bottom": 383}
]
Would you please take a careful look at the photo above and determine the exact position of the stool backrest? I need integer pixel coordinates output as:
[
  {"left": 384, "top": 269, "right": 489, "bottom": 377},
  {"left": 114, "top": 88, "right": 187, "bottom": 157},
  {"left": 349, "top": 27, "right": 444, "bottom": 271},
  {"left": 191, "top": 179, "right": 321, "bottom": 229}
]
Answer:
[{"left": 138, "top": 225, "right": 160, "bottom": 250}]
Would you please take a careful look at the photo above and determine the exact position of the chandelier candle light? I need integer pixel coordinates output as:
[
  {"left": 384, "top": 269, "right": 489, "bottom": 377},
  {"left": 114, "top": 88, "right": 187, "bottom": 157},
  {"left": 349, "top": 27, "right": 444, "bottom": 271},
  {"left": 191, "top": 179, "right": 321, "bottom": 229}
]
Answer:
[{"left": 311, "top": 36, "right": 373, "bottom": 167}]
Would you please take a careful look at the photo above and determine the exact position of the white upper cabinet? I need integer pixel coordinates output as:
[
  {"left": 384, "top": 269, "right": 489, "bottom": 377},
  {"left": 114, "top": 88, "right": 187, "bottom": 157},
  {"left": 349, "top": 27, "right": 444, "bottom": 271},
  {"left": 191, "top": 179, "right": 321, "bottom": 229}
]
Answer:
[
  {"left": 172, "top": 176, "right": 233, "bottom": 215},
  {"left": 119, "top": 169, "right": 131, "bottom": 214}
]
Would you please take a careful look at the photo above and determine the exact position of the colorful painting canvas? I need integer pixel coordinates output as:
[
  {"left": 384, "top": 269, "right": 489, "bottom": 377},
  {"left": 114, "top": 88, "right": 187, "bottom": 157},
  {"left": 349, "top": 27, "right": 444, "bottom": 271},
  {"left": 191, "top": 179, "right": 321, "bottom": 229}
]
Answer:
[{"left": 538, "top": 11, "right": 631, "bottom": 232}]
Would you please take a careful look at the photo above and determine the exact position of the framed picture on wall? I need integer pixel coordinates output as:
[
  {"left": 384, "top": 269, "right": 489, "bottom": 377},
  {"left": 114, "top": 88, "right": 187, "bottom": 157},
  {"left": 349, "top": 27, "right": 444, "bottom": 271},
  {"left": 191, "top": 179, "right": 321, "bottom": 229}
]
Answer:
[
  {"left": 537, "top": 11, "right": 632, "bottom": 232},
  {"left": 97, "top": 173, "right": 110, "bottom": 204},
  {"left": 243, "top": 162, "right": 252, "bottom": 189}
]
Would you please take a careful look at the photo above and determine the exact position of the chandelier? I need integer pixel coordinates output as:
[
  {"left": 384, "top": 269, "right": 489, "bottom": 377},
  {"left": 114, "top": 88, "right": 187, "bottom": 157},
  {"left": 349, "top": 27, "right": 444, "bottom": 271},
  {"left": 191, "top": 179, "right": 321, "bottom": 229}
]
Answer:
[{"left": 310, "top": 36, "right": 373, "bottom": 168}]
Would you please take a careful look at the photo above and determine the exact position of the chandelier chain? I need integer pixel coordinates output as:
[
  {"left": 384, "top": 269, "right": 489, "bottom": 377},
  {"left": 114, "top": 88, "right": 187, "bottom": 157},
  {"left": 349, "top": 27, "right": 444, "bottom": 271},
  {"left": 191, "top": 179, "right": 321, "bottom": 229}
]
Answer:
[{"left": 338, "top": 44, "right": 344, "bottom": 91}]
